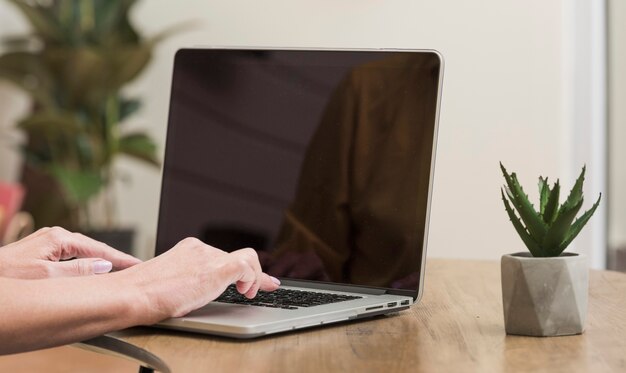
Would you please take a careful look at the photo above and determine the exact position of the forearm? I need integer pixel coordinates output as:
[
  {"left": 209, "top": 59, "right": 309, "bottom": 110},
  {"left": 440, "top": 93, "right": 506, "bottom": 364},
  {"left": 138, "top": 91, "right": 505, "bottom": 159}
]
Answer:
[
  {"left": 0, "top": 272, "right": 147, "bottom": 355},
  {"left": 0, "top": 236, "right": 280, "bottom": 355}
]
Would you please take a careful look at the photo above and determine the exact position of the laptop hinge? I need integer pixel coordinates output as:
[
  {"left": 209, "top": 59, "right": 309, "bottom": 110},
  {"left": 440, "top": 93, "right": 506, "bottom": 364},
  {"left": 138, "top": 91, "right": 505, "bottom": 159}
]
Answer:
[{"left": 280, "top": 279, "right": 387, "bottom": 295}]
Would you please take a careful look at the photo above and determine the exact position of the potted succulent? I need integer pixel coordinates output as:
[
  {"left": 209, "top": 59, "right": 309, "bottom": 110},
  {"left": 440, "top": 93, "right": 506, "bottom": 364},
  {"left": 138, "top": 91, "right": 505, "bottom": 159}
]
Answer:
[
  {"left": 0, "top": 0, "right": 182, "bottom": 252},
  {"left": 500, "top": 163, "right": 601, "bottom": 336}
]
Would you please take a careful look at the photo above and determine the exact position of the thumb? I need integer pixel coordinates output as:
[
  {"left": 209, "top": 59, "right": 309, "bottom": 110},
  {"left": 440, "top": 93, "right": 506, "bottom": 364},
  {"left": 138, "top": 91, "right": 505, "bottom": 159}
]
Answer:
[{"left": 49, "top": 258, "right": 113, "bottom": 277}]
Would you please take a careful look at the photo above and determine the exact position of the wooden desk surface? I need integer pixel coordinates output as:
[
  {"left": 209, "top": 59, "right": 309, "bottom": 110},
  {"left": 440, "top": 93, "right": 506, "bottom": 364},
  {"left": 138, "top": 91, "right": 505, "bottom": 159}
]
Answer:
[{"left": 105, "top": 259, "right": 626, "bottom": 372}]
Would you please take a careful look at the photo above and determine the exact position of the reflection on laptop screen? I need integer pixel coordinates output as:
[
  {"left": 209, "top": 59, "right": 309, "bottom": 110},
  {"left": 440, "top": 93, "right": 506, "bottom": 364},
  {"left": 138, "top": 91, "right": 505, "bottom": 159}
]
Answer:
[{"left": 156, "top": 49, "right": 441, "bottom": 291}]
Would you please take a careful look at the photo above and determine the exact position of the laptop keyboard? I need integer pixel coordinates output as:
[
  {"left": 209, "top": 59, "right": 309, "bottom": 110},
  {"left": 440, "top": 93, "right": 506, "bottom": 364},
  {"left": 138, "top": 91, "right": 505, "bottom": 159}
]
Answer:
[{"left": 215, "top": 285, "right": 363, "bottom": 310}]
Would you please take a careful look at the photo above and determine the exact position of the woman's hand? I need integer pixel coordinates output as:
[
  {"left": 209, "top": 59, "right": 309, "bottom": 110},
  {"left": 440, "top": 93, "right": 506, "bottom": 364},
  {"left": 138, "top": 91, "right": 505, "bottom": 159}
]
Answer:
[
  {"left": 124, "top": 237, "right": 281, "bottom": 322},
  {"left": 0, "top": 232, "right": 278, "bottom": 355},
  {"left": 0, "top": 226, "right": 141, "bottom": 279}
]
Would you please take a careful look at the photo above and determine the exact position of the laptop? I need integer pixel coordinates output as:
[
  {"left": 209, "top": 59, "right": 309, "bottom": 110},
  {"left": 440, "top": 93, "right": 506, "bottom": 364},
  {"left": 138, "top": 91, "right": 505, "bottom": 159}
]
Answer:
[{"left": 153, "top": 47, "right": 443, "bottom": 338}]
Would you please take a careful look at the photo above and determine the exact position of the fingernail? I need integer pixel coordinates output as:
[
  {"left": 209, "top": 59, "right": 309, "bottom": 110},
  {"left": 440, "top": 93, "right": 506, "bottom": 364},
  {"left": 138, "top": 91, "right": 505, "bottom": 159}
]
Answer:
[
  {"left": 93, "top": 260, "right": 113, "bottom": 274},
  {"left": 270, "top": 276, "right": 281, "bottom": 286}
]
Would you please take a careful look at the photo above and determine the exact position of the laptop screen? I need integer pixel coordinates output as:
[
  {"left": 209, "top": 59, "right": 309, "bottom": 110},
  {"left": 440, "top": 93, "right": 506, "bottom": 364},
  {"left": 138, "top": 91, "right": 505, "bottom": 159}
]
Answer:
[{"left": 156, "top": 48, "right": 442, "bottom": 293}]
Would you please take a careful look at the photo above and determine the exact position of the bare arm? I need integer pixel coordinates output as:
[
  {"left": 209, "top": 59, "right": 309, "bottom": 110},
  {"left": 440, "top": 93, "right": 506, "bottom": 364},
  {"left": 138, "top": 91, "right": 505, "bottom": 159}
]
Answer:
[
  {"left": 0, "top": 272, "right": 143, "bottom": 355},
  {"left": 0, "top": 233, "right": 279, "bottom": 355}
]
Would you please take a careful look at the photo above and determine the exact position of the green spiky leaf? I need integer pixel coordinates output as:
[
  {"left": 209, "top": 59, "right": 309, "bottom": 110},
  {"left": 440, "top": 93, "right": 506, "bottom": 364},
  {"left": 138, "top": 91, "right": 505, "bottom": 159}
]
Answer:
[
  {"left": 561, "top": 166, "right": 586, "bottom": 210},
  {"left": 542, "top": 179, "right": 560, "bottom": 225},
  {"left": 541, "top": 197, "right": 584, "bottom": 256},
  {"left": 559, "top": 193, "right": 602, "bottom": 251},
  {"left": 500, "top": 163, "right": 547, "bottom": 242},
  {"left": 501, "top": 189, "right": 542, "bottom": 257}
]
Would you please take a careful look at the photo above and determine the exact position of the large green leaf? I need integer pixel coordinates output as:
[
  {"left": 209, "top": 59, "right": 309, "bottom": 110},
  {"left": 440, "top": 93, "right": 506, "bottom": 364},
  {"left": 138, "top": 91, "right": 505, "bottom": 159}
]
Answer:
[
  {"left": 0, "top": 51, "right": 55, "bottom": 108},
  {"left": 48, "top": 165, "right": 103, "bottom": 204},
  {"left": 99, "top": 0, "right": 141, "bottom": 45},
  {"left": 7, "top": 0, "right": 64, "bottom": 43},
  {"left": 108, "top": 45, "right": 152, "bottom": 88},
  {"left": 18, "top": 112, "right": 99, "bottom": 168},
  {"left": 92, "top": 0, "right": 124, "bottom": 42},
  {"left": 118, "top": 98, "right": 141, "bottom": 122},
  {"left": 42, "top": 46, "right": 110, "bottom": 106},
  {"left": 118, "top": 132, "right": 160, "bottom": 167},
  {"left": 18, "top": 111, "right": 82, "bottom": 136}
]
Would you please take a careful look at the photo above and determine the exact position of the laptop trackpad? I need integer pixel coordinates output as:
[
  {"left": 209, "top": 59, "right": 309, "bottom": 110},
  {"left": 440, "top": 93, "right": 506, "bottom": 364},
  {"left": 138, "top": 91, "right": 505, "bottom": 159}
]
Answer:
[{"left": 180, "top": 302, "right": 293, "bottom": 324}]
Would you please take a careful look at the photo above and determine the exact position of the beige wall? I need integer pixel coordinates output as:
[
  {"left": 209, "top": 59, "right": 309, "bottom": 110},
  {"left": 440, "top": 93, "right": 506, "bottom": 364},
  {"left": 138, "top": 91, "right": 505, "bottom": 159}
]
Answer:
[{"left": 0, "top": 1, "right": 591, "bottom": 262}]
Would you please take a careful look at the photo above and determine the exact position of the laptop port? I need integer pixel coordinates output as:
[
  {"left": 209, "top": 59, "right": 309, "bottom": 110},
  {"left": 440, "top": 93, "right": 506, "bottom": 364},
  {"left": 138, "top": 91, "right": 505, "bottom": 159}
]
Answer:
[
  {"left": 387, "top": 302, "right": 397, "bottom": 307},
  {"left": 365, "top": 305, "right": 383, "bottom": 311},
  {"left": 401, "top": 300, "right": 410, "bottom": 306}
]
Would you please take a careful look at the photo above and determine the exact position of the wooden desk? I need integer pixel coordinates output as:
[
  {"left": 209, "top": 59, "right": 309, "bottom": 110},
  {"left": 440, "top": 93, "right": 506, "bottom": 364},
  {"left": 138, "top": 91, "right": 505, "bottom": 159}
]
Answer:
[
  {"left": 2, "top": 259, "right": 625, "bottom": 372},
  {"left": 0, "top": 345, "right": 138, "bottom": 372},
  {"left": 106, "top": 259, "right": 626, "bottom": 372}
]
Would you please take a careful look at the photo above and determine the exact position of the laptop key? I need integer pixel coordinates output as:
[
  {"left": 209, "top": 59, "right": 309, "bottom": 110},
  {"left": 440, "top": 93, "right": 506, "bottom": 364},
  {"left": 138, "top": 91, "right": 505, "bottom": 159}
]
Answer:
[{"left": 215, "top": 285, "right": 362, "bottom": 310}]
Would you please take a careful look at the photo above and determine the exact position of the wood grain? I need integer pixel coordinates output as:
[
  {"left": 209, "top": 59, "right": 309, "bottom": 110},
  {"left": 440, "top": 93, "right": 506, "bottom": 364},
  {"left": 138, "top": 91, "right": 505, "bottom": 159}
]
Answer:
[
  {"left": 3, "top": 259, "right": 625, "bottom": 372},
  {"left": 112, "top": 259, "right": 626, "bottom": 372},
  {"left": 0, "top": 345, "right": 137, "bottom": 372}
]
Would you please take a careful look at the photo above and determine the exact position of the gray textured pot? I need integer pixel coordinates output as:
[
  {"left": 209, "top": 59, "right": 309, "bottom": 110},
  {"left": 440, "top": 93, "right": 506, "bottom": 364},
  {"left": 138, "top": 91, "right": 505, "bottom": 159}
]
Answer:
[{"left": 501, "top": 252, "right": 588, "bottom": 337}]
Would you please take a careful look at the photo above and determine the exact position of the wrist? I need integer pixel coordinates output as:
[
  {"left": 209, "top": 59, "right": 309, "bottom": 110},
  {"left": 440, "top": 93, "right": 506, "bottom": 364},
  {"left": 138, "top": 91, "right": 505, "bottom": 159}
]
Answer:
[
  {"left": 107, "top": 268, "right": 156, "bottom": 326},
  {"left": 112, "top": 264, "right": 174, "bottom": 325}
]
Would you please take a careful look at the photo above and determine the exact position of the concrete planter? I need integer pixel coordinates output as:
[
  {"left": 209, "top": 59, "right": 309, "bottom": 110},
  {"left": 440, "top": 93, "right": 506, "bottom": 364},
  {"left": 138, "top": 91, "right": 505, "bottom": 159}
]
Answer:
[{"left": 501, "top": 252, "right": 588, "bottom": 337}]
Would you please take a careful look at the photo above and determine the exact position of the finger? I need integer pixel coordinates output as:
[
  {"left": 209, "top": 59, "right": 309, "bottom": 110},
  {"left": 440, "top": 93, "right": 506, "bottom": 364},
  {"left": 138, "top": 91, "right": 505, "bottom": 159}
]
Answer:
[
  {"left": 233, "top": 248, "right": 264, "bottom": 298},
  {"left": 258, "top": 273, "right": 281, "bottom": 291},
  {"left": 41, "top": 230, "right": 142, "bottom": 269},
  {"left": 248, "top": 251, "right": 263, "bottom": 298},
  {"left": 244, "top": 273, "right": 280, "bottom": 298},
  {"left": 231, "top": 260, "right": 256, "bottom": 295},
  {"left": 47, "top": 258, "right": 113, "bottom": 277}
]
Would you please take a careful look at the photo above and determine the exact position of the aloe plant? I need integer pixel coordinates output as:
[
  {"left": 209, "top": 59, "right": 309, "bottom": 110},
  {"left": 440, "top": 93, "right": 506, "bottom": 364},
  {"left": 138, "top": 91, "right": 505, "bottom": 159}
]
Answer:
[
  {"left": 0, "top": 0, "right": 184, "bottom": 229},
  {"left": 500, "top": 163, "right": 601, "bottom": 257}
]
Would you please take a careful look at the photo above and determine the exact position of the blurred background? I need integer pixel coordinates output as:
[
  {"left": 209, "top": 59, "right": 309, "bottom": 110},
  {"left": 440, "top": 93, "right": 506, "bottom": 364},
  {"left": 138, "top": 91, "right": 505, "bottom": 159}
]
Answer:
[{"left": 0, "top": 0, "right": 623, "bottom": 270}]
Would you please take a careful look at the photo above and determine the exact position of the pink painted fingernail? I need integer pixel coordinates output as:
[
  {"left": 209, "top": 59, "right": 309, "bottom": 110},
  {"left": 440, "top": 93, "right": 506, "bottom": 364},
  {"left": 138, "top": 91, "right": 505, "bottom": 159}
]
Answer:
[
  {"left": 93, "top": 260, "right": 113, "bottom": 274},
  {"left": 270, "top": 276, "right": 281, "bottom": 286}
]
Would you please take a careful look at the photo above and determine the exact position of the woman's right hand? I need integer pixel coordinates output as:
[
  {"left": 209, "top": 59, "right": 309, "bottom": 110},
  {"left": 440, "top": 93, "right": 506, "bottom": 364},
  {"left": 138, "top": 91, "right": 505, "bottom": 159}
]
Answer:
[{"left": 121, "top": 237, "right": 280, "bottom": 324}]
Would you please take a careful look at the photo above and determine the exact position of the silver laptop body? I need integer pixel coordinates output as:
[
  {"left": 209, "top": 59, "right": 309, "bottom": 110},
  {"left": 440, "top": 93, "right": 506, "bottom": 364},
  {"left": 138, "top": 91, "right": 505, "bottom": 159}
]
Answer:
[{"left": 153, "top": 47, "right": 444, "bottom": 338}]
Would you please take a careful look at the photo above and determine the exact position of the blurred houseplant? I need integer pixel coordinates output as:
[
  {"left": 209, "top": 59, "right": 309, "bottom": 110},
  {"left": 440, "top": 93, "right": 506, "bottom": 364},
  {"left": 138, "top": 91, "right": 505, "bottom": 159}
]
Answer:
[
  {"left": 0, "top": 0, "right": 178, "bottom": 250},
  {"left": 499, "top": 163, "right": 601, "bottom": 336}
]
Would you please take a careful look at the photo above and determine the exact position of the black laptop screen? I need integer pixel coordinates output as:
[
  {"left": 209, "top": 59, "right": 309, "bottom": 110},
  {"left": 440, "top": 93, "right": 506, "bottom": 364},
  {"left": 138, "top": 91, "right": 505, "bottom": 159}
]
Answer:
[{"left": 156, "top": 48, "right": 441, "bottom": 292}]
